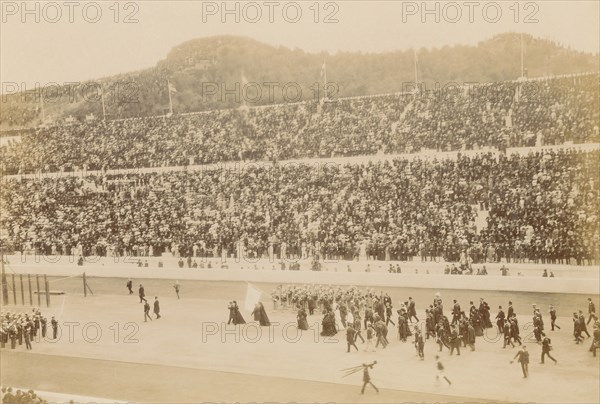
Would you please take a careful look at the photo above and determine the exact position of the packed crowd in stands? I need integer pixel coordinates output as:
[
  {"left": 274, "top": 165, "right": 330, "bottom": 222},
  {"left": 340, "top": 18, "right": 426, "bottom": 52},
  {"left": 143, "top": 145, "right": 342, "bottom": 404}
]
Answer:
[
  {"left": 1, "top": 149, "right": 598, "bottom": 265},
  {"left": 1, "top": 387, "right": 48, "bottom": 404},
  {"left": 1, "top": 74, "right": 598, "bottom": 175}
]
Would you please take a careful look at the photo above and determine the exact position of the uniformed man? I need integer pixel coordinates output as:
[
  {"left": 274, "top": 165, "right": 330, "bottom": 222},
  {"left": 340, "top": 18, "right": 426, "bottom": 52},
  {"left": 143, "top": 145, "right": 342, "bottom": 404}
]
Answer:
[
  {"left": 24, "top": 324, "right": 32, "bottom": 350},
  {"left": 40, "top": 316, "right": 47, "bottom": 338},
  {"left": 126, "top": 279, "right": 133, "bottom": 294}
]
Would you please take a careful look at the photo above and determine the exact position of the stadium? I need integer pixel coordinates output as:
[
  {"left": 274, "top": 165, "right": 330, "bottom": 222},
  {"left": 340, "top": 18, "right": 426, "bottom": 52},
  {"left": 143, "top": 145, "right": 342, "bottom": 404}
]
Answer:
[{"left": 1, "top": 5, "right": 600, "bottom": 404}]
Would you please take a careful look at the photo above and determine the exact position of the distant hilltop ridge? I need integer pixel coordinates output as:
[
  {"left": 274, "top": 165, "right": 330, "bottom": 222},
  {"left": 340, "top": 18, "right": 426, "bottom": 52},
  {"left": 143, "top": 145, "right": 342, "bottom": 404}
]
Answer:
[{"left": 1, "top": 33, "right": 598, "bottom": 130}]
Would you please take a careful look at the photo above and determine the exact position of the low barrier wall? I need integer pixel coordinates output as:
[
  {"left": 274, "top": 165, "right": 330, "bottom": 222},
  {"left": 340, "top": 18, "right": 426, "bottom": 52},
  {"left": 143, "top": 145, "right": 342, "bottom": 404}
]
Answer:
[{"left": 4, "top": 255, "right": 599, "bottom": 295}]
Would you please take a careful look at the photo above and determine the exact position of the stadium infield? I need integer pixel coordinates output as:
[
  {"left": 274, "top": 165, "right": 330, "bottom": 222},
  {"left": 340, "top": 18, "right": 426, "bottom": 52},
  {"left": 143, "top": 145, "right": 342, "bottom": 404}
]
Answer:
[{"left": 1, "top": 275, "right": 599, "bottom": 404}]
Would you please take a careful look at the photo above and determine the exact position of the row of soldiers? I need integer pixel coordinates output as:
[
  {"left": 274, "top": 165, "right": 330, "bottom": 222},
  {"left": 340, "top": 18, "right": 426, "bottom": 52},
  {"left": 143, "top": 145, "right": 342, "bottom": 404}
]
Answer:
[{"left": 0, "top": 310, "right": 58, "bottom": 350}]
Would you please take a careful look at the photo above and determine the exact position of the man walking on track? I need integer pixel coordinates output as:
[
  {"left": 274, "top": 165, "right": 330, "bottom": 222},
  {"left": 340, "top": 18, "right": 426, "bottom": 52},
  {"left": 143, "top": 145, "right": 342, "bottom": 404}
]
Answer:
[
  {"left": 435, "top": 355, "right": 451, "bottom": 386},
  {"left": 587, "top": 298, "right": 596, "bottom": 325},
  {"left": 139, "top": 284, "right": 147, "bottom": 303},
  {"left": 174, "top": 281, "right": 180, "bottom": 299},
  {"left": 154, "top": 297, "right": 161, "bottom": 319},
  {"left": 511, "top": 345, "right": 530, "bottom": 378},
  {"left": 540, "top": 335, "right": 557, "bottom": 365},
  {"left": 126, "top": 279, "right": 133, "bottom": 295},
  {"left": 144, "top": 301, "right": 152, "bottom": 322},
  {"left": 360, "top": 362, "right": 379, "bottom": 394}
]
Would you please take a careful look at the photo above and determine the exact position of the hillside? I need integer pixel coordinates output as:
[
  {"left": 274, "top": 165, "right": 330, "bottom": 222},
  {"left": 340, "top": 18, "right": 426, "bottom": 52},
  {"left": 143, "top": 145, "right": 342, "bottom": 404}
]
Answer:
[{"left": 1, "top": 33, "right": 598, "bottom": 130}]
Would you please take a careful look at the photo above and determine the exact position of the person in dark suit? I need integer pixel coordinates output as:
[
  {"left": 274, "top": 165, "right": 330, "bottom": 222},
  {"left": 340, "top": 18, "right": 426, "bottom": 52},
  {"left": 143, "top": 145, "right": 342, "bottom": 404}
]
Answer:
[
  {"left": 540, "top": 335, "right": 557, "bottom": 364},
  {"left": 573, "top": 313, "right": 583, "bottom": 343},
  {"left": 579, "top": 310, "right": 590, "bottom": 337},
  {"left": 496, "top": 306, "right": 506, "bottom": 333},
  {"left": 507, "top": 301, "right": 514, "bottom": 319},
  {"left": 511, "top": 345, "right": 530, "bottom": 378},
  {"left": 408, "top": 297, "right": 419, "bottom": 322},
  {"left": 346, "top": 324, "right": 358, "bottom": 352},
  {"left": 510, "top": 316, "right": 522, "bottom": 345},
  {"left": 126, "top": 279, "right": 133, "bottom": 294},
  {"left": 153, "top": 297, "right": 161, "bottom": 319},
  {"left": 144, "top": 301, "right": 152, "bottom": 322},
  {"left": 449, "top": 325, "right": 461, "bottom": 355},
  {"left": 587, "top": 298, "right": 596, "bottom": 325},
  {"left": 51, "top": 317, "right": 58, "bottom": 339},
  {"left": 451, "top": 300, "right": 461, "bottom": 324},
  {"left": 549, "top": 305, "right": 560, "bottom": 330},
  {"left": 467, "top": 322, "right": 476, "bottom": 351},
  {"left": 138, "top": 285, "right": 147, "bottom": 303},
  {"left": 364, "top": 307, "right": 374, "bottom": 330}
]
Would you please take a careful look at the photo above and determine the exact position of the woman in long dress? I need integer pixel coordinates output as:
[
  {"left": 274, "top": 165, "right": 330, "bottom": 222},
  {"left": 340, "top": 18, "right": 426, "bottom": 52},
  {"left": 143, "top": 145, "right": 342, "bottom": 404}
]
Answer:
[
  {"left": 233, "top": 301, "right": 246, "bottom": 325},
  {"left": 297, "top": 308, "right": 309, "bottom": 330},
  {"left": 252, "top": 303, "right": 261, "bottom": 322},
  {"left": 320, "top": 310, "right": 337, "bottom": 336},
  {"left": 258, "top": 302, "right": 270, "bottom": 326}
]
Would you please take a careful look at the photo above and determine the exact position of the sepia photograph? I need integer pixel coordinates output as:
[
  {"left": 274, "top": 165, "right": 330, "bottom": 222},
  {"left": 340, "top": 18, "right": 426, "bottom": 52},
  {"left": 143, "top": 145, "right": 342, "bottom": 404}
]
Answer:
[{"left": 0, "top": 1, "right": 599, "bottom": 403}]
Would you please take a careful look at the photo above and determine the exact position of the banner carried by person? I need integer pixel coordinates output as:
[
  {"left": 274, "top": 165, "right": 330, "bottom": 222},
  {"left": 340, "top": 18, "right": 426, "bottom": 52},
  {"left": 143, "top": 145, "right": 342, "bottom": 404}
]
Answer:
[{"left": 244, "top": 283, "right": 262, "bottom": 311}]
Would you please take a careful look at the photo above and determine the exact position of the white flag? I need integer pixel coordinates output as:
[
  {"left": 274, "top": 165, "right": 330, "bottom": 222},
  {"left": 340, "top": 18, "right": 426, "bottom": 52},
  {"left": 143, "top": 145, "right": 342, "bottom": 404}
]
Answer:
[{"left": 244, "top": 283, "right": 262, "bottom": 311}]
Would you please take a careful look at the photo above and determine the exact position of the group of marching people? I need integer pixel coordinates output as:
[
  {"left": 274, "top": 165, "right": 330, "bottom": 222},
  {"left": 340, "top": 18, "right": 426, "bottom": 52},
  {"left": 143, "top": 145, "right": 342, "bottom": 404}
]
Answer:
[
  {"left": 226, "top": 301, "right": 271, "bottom": 326},
  {"left": 276, "top": 284, "right": 600, "bottom": 367},
  {"left": 0, "top": 310, "right": 58, "bottom": 350}
]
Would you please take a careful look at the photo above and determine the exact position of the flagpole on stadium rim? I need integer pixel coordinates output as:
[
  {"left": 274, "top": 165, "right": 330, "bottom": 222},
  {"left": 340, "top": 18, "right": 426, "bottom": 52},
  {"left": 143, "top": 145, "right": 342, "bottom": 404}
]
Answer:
[
  {"left": 520, "top": 33, "right": 525, "bottom": 79},
  {"left": 167, "top": 79, "right": 174, "bottom": 115},
  {"left": 101, "top": 84, "right": 107, "bottom": 121},
  {"left": 413, "top": 48, "right": 419, "bottom": 89},
  {"left": 323, "top": 60, "right": 328, "bottom": 101}
]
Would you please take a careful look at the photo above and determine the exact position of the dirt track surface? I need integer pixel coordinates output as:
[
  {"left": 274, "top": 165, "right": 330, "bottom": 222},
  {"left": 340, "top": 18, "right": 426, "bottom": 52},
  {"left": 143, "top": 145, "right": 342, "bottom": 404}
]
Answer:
[
  {"left": 1, "top": 275, "right": 599, "bottom": 404},
  {"left": 2, "top": 351, "right": 499, "bottom": 404}
]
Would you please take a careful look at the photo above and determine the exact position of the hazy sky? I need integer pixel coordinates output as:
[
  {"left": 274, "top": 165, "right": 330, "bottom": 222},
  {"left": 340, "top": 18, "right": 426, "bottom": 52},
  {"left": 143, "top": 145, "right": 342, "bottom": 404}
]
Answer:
[{"left": 1, "top": 0, "right": 599, "bottom": 89}]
